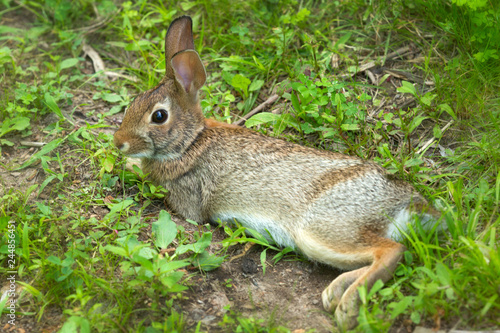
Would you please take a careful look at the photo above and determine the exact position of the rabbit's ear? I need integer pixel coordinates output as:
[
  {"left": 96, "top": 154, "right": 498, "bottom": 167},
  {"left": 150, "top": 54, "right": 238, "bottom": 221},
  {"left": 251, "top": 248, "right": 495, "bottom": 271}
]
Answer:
[
  {"left": 164, "top": 16, "right": 195, "bottom": 79},
  {"left": 171, "top": 49, "right": 207, "bottom": 97}
]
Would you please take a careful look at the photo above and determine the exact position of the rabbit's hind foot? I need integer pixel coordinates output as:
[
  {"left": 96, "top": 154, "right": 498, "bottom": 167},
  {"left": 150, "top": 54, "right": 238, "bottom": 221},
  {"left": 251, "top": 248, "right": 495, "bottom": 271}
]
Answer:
[
  {"left": 321, "top": 266, "right": 369, "bottom": 312},
  {"left": 321, "top": 241, "right": 405, "bottom": 330}
]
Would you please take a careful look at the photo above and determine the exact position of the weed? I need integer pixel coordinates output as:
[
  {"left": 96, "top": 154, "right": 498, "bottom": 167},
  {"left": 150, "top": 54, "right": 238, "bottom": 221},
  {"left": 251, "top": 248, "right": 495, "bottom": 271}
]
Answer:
[
  {"left": 221, "top": 222, "right": 295, "bottom": 275},
  {"left": 218, "top": 305, "right": 293, "bottom": 333}
]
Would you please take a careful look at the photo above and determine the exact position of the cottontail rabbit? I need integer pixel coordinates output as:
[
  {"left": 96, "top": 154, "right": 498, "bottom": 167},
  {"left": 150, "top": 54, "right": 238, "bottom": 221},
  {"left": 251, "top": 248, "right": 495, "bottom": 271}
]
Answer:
[{"left": 114, "top": 16, "right": 439, "bottom": 330}]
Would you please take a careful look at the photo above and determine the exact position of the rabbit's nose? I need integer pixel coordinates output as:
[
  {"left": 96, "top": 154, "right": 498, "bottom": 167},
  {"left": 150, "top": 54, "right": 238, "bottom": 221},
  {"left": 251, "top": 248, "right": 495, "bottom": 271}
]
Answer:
[{"left": 113, "top": 131, "right": 130, "bottom": 153}]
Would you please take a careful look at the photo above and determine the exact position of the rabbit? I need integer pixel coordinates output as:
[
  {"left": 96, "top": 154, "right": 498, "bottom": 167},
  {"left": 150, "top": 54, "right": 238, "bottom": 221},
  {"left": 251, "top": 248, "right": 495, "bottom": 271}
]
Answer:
[{"left": 113, "top": 16, "right": 440, "bottom": 330}]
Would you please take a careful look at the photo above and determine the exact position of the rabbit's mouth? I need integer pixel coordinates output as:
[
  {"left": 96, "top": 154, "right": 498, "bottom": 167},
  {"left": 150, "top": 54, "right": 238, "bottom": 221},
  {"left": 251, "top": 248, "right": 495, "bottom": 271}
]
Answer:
[
  {"left": 115, "top": 139, "right": 182, "bottom": 161},
  {"left": 124, "top": 150, "right": 155, "bottom": 159},
  {"left": 114, "top": 130, "right": 155, "bottom": 158}
]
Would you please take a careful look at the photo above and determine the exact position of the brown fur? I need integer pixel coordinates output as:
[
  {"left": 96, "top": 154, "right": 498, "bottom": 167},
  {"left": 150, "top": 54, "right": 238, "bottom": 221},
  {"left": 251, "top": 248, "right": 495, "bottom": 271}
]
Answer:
[{"left": 204, "top": 118, "right": 241, "bottom": 129}]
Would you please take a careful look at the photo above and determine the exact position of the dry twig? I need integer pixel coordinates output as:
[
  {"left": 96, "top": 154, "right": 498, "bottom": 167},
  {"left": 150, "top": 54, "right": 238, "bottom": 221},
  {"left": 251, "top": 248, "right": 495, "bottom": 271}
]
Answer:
[
  {"left": 365, "top": 69, "right": 377, "bottom": 85},
  {"left": 20, "top": 141, "right": 47, "bottom": 147},
  {"left": 234, "top": 94, "right": 281, "bottom": 126},
  {"left": 341, "top": 45, "right": 411, "bottom": 79},
  {"left": 82, "top": 43, "right": 138, "bottom": 82},
  {"left": 69, "top": 10, "right": 121, "bottom": 34},
  {"left": 416, "top": 120, "right": 454, "bottom": 155}
]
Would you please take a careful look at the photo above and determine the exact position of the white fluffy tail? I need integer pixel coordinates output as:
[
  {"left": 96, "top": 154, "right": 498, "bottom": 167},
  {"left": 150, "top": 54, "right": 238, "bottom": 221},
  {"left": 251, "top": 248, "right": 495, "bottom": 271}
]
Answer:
[{"left": 387, "top": 207, "right": 444, "bottom": 242}]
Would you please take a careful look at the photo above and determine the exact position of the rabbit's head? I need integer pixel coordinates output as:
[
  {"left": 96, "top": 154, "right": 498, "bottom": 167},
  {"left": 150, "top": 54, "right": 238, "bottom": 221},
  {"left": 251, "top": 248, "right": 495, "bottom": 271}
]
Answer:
[{"left": 114, "top": 16, "right": 207, "bottom": 161}]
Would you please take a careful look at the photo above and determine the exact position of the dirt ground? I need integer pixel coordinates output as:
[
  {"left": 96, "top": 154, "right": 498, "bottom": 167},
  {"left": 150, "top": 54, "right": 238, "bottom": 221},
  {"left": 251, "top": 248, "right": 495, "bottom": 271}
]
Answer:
[{"left": 173, "top": 216, "right": 341, "bottom": 332}]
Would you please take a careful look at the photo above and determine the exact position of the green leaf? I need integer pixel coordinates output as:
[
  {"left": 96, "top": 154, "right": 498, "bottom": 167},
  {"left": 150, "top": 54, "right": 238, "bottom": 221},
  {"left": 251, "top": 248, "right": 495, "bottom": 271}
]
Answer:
[
  {"left": 245, "top": 112, "right": 281, "bottom": 128},
  {"left": 44, "top": 92, "right": 64, "bottom": 119},
  {"left": 176, "top": 232, "right": 212, "bottom": 254},
  {"left": 0, "top": 117, "right": 30, "bottom": 137},
  {"left": 17, "top": 137, "right": 64, "bottom": 170},
  {"left": 334, "top": 93, "right": 343, "bottom": 107},
  {"left": 104, "top": 245, "right": 129, "bottom": 257},
  {"left": 408, "top": 115, "right": 428, "bottom": 133},
  {"left": 22, "top": 223, "right": 29, "bottom": 262},
  {"left": 0, "top": 139, "right": 14, "bottom": 146},
  {"left": 167, "top": 283, "right": 189, "bottom": 293},
  {"left": 260, "top": 249, "right": 267, "bottom": 275},
  {"left": 420, "top": 93, "right": 436, "bottom": 106},
  {"left": 388, "top": 296, "right": 413, "bottom": 318},
  {"left": 193, "top": 232, "right": 212, "bottom": 253},
  {"left": 101, "top": 93, "right": 123, "bottom": 103},
  {"left": 10, "top": 117, "right": 30, "bottom": 131},
  {"left": 221, "top": 71, "right": 234, "bottom": 85},
  {"left": 383, "top": 112, "right": 394, "bottom": 124},
  {"left": 333, "top": 32, "right": 352, "bottom": 49},
  {"left": 106, "top": 105, "right": 123, "bottom": 116},
  {"left": 367, "top": 279, "right": 384, "bottom": 298},
  {"left": 0, "top": 26, "right": 22, "bottom": 35},
  {"left": 295, "top": 8, "right": 310, "bottom": 22},
  {"left": 410, "top": 311, "right": 421, "bottom": 324},
  {"left": 138, "top": 247, "right": 156, "bottom": 260},
  {"left": 160, "top": 271, "right": 184, "bottom": 288},
  {"left": 59, "top": 316, "right": 90, "bottom": 333},
  {"left": 0, "top": 216, "right": 8, "bottom": 230},
  {"left": 252, "top": 56, "right": 265, "bottom": 70},
  {"left": 301, "top": 121, "right": 317, "bottom": 134},
  {"left": 186, "top": 219, "right": 198, "bottom": 226},
  {"left": 180, "top": 1, "right": 197, "bottom": 10},
  {"left": 341, "top": 123, "right": 360, "bottom": 131},
  {"left": 47, "top": 255, "right": 62, "bottom": 266},
  {"left": 439, "top": 103, "right": 457, "bottom": 120},
  {"left": 132, "top": 252, "right": 154, "bottom": 271},
  {"left": 225, "top": 93, "right": 235, "bottom": 102},
  {"left": 272, "top": 247, "right": 294, "bottom": 263},
  {"left": 0, "top": 292, "right": 7, "bottom": 314},
  {"left": 152, "top": 210, "right": 177, "bottom": 249},
  {"left": 231, "top": 74, "right": 251, "bottom": 96},
  {"left": 105, "top": 199, "right": 134, "bottom": 220},
  {"left": 397, "top": 81, "right": 417, "bottom": 96},
  {"left": 249, "top": 79, "right": 264, "bottom": 92},
  {"left": 435, "top": 262, "right": 452, "bottom": 286},
  {"left": 433, "top": 124, "right": 442, "bottom": 138},
  {"left": 159, "top": 260, "right": 190, "bottom": 274},
  {"left": 405, "top": 158, "right": 424, "bottom": 167},
  {"left": 247, "top": 228, "right": 270, "bottom": 245},
  {"left": 481, "top": 294, "right": 498, "bottom": 316},
  {"left": 102, "top": 155, "right": 114, "bottom": 173},
  {"left": 191, "top": 252, "right": 224, "bottom": 271},
  {"left": 291, "top": 93, "right": 302, "bottom": 114},
  {"left": 59, "top": 58, "right": 79, "bottom": 71},
  {"left": 35, "top": 202, "right": 50, "bottom": 216}
]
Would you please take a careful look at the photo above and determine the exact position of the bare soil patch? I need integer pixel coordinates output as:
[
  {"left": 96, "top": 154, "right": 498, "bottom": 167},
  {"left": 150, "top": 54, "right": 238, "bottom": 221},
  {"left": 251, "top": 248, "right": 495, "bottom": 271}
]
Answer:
[{"left": 172, "top": 217, "right": 340, "bottom": 332}]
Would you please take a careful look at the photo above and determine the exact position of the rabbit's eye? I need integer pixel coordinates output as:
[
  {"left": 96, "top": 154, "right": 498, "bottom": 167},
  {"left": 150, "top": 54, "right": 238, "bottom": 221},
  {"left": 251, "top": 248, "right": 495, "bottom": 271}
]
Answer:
[{"left": 152, "top": 109, "right": 168, "bottom": 124}]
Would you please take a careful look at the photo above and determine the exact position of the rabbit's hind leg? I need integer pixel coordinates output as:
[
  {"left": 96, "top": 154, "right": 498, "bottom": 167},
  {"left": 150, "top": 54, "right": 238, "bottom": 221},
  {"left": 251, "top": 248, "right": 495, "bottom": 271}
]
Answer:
[
  {"left": 326, "top": 240, "right": 405, "bottom": 330},
  {"left": 321, "top": 266, "right": 369, "bottom": 312},
  {"left": 294, "top": 229, "right": 404, "bottom": 328}
]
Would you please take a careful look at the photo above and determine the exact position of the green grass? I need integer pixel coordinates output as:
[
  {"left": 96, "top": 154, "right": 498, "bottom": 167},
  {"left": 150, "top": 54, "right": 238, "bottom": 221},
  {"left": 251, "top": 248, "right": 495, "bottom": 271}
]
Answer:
[{"left": 1, "top": 0, "right": 499, "bottom": 332}]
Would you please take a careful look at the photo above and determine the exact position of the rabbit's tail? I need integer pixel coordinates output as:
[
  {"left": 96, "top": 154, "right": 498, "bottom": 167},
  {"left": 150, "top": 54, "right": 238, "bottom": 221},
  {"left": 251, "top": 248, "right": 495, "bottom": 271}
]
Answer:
[{"left": 387, "top": 202, "right": 443, "bottom": 242}]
